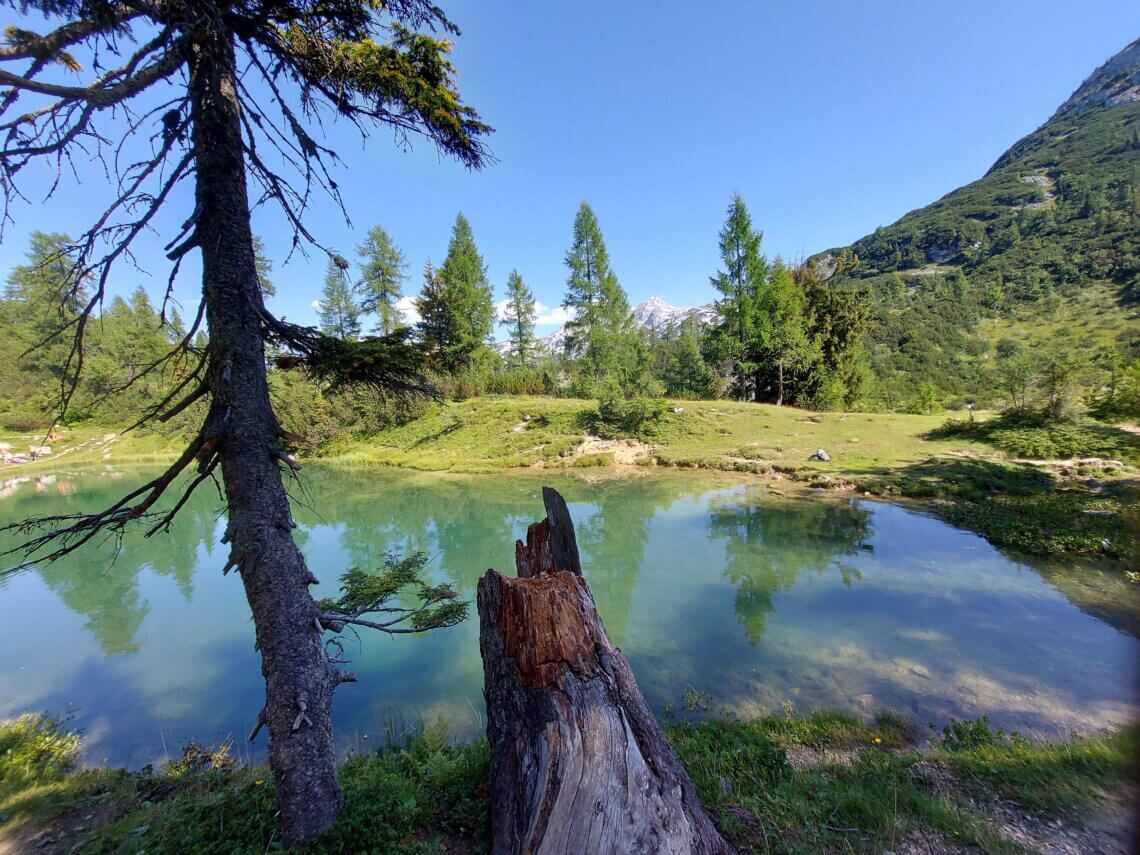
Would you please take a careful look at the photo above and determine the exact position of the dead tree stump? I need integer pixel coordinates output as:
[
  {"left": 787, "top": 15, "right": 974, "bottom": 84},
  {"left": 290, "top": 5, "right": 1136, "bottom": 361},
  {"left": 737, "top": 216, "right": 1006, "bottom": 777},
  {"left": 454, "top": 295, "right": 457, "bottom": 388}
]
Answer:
[{"left": 477, "top": 487, "right": 731, "bottom": 854}]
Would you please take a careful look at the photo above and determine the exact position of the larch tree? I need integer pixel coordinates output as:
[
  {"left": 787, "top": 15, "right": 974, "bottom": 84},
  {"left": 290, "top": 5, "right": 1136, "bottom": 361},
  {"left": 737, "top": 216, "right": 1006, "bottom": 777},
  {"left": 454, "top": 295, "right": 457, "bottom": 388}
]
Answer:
[
  {"left": 1, "top": 233, "right": 85, "bottom": 396},
  {"left": 0, "top": 0, "right": 489, "bottom": 844},
  {"left": 318, "top": 258, "right": 363, "bottom": 340},
  {"left": 709, "top": 194, "right": 766, "bottom": 401},
  {"left": 561, "top": 202, "right": 649, "bottom": 393},
  {"left": 498, "top": 268, "right": 536, "bottom": 366},
  {"left": 357, "top": 224, "right": 406, "bottom": 333},
  {"left": 562, "top": 200, "right": 613, "bottom": 354}
]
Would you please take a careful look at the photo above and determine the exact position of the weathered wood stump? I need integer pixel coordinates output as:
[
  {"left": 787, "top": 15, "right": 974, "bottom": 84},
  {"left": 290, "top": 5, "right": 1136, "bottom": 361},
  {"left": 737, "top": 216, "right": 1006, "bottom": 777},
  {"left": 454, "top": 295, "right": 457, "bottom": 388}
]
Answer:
[{"left": 477, "top": 487, "right": 731, "bottom": 854}]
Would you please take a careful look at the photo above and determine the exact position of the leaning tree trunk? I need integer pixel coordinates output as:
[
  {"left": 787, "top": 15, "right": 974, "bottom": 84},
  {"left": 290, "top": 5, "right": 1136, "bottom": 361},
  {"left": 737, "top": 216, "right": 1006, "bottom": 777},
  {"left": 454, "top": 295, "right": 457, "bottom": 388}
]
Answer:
[
  {"left": 477, "top": 488, "right": 731, "bottom": 854},
  {"left": 188, "top": 24, "right": 343, "bottom": 846}
]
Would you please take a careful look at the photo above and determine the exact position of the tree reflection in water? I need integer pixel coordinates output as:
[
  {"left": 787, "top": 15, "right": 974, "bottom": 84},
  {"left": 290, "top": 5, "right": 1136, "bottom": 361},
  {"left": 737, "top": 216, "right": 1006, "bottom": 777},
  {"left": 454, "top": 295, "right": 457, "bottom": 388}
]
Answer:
[{"left": 708, "top": 493, "right": 872, "bottom": 643}]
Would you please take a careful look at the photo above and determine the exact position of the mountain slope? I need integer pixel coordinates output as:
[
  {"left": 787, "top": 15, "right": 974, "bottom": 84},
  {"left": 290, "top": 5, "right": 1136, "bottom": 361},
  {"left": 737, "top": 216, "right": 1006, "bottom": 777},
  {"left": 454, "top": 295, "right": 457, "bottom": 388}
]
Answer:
[
  {"left": 822, "top": 37, "right": 1137, "bottom": 288},
  {"left": 813, "top": 37, "right": 1139, "bottom": 407}
]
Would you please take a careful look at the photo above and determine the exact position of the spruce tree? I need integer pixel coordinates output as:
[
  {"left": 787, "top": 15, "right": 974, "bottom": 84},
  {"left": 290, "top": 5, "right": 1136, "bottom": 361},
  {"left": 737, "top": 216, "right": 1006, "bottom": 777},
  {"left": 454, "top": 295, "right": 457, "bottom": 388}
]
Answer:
[
  {"left": 252, "top": 236, "right": 276, "bottom": 298},
  {"left": 416, "top": 260, "right": 450, "bottom": 358},
  {"left": 753, "top": 261, "right": 816, "bottom": 406},
  {"left": 0, "top": 4, "right": 488, "bottom": 840},
  {"left": 357, "top": 225, "right": 407, "bottom": 333},
  {"left": 663, "top": 319, "right": 716, "bottom": 399},
  {"left": 499, "top": 269, "right": 537, "bottom": 366},
  {"left": 319, "top": 259, "right": 363, "bottom": 340},
  {"left": 431, "top": 212, "right": 493, "bottom": 370}
]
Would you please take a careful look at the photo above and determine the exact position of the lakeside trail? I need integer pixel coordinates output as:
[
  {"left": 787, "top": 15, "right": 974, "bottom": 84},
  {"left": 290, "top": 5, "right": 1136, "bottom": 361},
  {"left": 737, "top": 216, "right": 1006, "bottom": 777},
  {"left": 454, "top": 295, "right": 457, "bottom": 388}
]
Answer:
[{"left": 0, "top": 711, "right": 1136, "bottom": 854}]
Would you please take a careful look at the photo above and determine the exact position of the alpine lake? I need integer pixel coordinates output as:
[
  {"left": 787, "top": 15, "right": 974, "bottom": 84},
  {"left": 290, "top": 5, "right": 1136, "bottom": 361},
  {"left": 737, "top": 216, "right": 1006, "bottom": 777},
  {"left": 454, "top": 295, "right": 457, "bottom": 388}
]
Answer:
[{"left": 1, "top": 465, "right": 1136, "bottom": 767}]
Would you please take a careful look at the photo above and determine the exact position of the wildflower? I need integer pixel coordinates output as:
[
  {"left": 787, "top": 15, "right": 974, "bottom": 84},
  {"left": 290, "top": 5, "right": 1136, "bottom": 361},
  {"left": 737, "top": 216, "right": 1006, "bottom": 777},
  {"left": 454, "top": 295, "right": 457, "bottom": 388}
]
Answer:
[
  {"left": 873, "top": 737, "right": 882, "bottom": 744},
  {"left": 254, "top": 779, "right": 265, "bottom": 786}
]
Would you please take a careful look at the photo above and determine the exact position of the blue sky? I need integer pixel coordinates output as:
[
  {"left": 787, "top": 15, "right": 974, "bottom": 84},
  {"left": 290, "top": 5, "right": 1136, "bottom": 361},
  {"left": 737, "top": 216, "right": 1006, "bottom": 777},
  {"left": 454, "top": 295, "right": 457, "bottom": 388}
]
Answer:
[{"left": 0, "top": 0, "right": 1135, "bottom": 335}]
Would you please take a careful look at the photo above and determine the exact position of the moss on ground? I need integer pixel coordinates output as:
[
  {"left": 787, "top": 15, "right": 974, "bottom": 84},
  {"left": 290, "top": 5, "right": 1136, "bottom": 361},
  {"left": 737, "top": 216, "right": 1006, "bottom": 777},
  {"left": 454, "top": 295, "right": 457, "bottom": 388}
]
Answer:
[{"left": 2, "top": 712, "right": 1134, "bottom": 854}]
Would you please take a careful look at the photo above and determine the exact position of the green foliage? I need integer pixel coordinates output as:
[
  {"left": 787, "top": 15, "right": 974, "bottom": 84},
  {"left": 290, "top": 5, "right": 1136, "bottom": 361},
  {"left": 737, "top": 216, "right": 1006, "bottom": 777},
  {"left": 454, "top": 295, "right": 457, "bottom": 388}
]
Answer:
[
  {"left": 934, "top": 411, "right": 1139, "bottom": 463},
  {"left": 318, "top": 551, "right": 469, "bottom": 633},
  {"left": 705, "top": 198, "right": 868, "bottom": 407},
  {"left": 252, "top": 235, "right": 276, "bottom": 298},
  {"left": 941, "top": 725, "right": 1137, "bottom": 814},
  {"left": 561, "top": 202, "right": 653, "bottom": 395},
  {"left": 751, "top": 260, "right": 818, "bottom": 404},
  {"left": 318, "top": 258, "right": 364, "bottom": 339},
  {"left": 660, "top": 320, "right": 717, "bottom": 399},
  {"left": 0, "top": 233, "right": 200, "bottom": 427},
  {"left": 0, "top": 714, "right": 79, "bottom": 800},
  {"left": 906, "top": 380, "right": 942, "bottom": 415},
  {"left": 934, "top": 716, "right": 1027, "bottom": 753},
  {"left": 590, "top": 390, "right": 668, "bottom": 440},
  {"left": 498, "top": 269, "right": 537, "bottom": 367},
  {"left": 942, "top": 493, "right": 1131, "bottom": 558},
  {"left": 356, "top": 225, "right": 407, "bottom": 334},
  {"left": 5, "top": 709, "right": 1135, "bottom": 854},
  {"left": 416, "top": 214, "right": 494, "bottom": 372},
  {"left": 1091, "top": 358, "right": 1140, "bottom": 420},
  {"left": 821, "top": 95, "right": 1140, "bottom": 405}
]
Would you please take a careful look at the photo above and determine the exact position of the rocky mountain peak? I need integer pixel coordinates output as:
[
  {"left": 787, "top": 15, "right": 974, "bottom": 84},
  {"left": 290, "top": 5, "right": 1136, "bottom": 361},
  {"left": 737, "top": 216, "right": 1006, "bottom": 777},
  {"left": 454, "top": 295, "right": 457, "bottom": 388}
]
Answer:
[{"left": 1052, "top": 37, "right": 1140, "bottom": 119}]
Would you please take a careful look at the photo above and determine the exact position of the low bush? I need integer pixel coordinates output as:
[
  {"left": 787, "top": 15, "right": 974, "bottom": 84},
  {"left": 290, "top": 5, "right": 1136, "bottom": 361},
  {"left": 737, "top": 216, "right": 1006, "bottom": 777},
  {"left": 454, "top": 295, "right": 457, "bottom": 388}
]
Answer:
[
  {"left": 590, "top": 392, "right": 668, "bottom": 440},
  {"left": 933, "top": 716, "right": 1027, "bottom": 753},
  {"left": 931, "top": 410, "right": 1139, "bottom": 463}
]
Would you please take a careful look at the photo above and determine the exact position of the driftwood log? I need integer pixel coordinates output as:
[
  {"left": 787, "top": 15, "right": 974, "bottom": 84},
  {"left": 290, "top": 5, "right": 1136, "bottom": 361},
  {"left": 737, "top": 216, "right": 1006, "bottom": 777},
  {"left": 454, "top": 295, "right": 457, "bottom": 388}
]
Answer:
[{"left": 477, "top": 487, "right": 731, "bottom": 854}]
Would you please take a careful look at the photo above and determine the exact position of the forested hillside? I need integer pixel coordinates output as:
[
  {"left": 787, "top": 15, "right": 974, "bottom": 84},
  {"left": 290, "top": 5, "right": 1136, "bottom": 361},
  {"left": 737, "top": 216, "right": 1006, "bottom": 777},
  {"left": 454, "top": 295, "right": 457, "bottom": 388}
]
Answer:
[{"left": 816, "top": 37, "right": 1139, "bottom": 409}]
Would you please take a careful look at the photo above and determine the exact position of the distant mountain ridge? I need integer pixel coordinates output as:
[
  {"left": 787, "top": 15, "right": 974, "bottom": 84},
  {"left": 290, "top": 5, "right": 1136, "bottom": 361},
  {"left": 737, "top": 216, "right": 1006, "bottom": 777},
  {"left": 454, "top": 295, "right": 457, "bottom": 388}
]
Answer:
[{"left": 534, "top": 297, "right": 719, "bottom": 355}]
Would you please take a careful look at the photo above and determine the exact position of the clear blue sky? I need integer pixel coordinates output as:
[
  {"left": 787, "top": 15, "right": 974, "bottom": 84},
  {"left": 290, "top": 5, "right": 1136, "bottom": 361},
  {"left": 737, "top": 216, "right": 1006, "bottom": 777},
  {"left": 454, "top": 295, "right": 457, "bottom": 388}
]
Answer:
[{"left": 1, "top": 0, "right": 1135, "bottom": 335}]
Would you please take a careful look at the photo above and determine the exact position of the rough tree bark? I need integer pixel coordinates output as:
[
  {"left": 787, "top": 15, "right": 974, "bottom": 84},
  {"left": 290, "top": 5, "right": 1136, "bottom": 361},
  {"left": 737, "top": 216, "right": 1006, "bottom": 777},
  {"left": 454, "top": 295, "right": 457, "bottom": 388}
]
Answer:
[
  {"left": 477, "top": 488, "right": 731, "bottom": 854},
  {"left": 188, "top": 25, "right": 343, "bottom": 845}
]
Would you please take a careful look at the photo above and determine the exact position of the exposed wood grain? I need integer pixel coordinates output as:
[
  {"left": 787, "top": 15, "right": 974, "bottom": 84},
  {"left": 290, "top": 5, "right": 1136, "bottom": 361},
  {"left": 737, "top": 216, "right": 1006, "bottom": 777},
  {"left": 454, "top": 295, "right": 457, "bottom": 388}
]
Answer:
[{"left": 478, "top": 487, "right": 731, "bottom": 854}]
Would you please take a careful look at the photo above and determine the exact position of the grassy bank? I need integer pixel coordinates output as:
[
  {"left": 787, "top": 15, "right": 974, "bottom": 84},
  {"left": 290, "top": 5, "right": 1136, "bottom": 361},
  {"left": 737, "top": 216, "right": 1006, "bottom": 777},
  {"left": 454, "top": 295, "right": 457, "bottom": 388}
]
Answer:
[
  {"left": 316, "top": 396, "right": 1138, "bottom": 561},
  {"left": 5, "top": 396, "right": 1137, "bottom": 561},
  {"left": 1, "top": 711, "right": 1134, "bottom": 853}
]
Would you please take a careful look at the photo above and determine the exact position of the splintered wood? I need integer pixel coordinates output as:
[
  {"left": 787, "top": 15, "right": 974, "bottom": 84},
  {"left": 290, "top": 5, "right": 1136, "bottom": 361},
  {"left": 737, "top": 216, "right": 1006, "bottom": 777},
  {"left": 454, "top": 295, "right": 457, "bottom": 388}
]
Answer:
[{"left": 477, "top": 487, "right": 730, "bottom": 854}]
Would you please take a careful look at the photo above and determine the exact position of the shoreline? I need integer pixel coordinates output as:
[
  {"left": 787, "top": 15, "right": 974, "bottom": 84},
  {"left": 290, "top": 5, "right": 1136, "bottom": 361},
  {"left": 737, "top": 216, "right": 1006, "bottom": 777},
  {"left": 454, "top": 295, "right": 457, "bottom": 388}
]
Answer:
[{"left": 3, "top": 396, "right": 1137, "bottom": 567}]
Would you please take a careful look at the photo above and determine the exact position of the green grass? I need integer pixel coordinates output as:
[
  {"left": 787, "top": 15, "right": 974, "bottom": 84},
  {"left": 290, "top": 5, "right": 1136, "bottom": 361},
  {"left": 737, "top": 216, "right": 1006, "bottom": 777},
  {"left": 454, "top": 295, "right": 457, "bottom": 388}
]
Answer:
[
  {"left": 318, "top": 395, "right": 987, "bottom": 476},
  {"left": 0, "top": 424, "right": 184, "bottom": 474},
  {"left": 932, "top": 410, "right": 1140, "bottom": 464},
  {"left": 4, "top": 712, "right": 1132, "bottom": 854},
  {"left": 6, "top": 396, "right": 1136, "bottom": 561}
]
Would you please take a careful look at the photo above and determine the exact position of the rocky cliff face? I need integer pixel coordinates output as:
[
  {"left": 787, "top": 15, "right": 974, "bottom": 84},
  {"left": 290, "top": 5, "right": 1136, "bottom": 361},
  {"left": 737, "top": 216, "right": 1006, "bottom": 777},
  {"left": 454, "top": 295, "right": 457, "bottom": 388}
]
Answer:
[
  {"left": 1052, "top": 37, "right": 1140, "bottom": 120},
  {"left": 988, "top": 36, "right": 1139, "bottom": 174}
]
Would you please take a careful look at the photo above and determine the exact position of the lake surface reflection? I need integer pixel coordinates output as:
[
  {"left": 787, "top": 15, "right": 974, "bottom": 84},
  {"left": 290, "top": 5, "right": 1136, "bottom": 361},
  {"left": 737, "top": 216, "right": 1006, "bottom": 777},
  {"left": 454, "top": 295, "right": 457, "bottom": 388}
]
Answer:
[{"left": 0, "top": 467, "right": 1136, "bottom": 766}]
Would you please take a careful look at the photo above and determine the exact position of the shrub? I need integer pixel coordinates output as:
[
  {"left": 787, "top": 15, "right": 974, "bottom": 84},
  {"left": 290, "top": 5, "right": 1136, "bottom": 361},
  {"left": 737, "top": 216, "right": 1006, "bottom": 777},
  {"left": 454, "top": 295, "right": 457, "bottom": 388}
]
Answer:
[
  {"left": 930, "top": 410, "right": 1139, "bottom": 463},
  {"left": 590, "top": 392, "right": 668, "bottom": 440},
  {"left": 0, "top": 411, "right": 51, "bottom": 431},
  {"left": 574, "top": 452, "right": 614, "bottom": 467}
]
